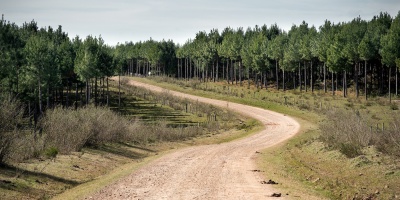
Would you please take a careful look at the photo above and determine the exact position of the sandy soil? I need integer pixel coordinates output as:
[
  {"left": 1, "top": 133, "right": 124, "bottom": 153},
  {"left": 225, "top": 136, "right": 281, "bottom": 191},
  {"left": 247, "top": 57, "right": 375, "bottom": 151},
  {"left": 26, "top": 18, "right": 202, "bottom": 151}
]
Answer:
[{"left": 85, "top": 80, "right": 300, "bottom": 199}]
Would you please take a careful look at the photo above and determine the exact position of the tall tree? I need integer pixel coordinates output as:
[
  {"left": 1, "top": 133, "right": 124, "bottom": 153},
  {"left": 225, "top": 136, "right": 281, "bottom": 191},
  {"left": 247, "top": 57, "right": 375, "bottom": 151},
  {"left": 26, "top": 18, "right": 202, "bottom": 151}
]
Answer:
[{"left": 381, "top": 11, "right": 400, "bottom": 101}]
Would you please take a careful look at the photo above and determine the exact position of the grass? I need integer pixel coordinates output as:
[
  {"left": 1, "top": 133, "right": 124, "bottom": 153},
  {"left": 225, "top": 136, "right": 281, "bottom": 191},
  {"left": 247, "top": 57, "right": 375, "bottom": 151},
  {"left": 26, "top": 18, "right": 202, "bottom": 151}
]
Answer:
[{"left": 131, "top": 76, "right": 400, "bottom": 199}]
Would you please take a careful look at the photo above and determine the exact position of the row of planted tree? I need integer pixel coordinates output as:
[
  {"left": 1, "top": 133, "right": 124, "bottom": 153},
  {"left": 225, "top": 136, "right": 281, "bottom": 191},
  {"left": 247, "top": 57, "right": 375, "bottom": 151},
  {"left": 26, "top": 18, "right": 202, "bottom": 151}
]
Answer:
[
  {"left": 118, "top": 11, "right": 400, "bottom": 101},
  {"left": 1, "top": 11, "right": 400, "bottom": 119}
]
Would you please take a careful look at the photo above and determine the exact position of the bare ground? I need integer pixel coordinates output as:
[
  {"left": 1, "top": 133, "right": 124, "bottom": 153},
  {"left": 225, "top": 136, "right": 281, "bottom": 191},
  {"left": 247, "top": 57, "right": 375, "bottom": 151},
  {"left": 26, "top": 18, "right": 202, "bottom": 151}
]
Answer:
[{"left": 85, "top": 79, "right": 301, "bottom": 199}]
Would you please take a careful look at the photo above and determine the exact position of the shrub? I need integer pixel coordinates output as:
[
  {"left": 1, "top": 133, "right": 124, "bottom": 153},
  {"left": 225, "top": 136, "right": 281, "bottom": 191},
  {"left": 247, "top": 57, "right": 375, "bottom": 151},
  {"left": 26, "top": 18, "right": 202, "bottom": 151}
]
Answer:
[
  {"left": 320, "top": 108, "right": 400, "bottom": 158},
  {"left": 375, "top": 116, "right": 400, "bottom": 157},
  {"left": 44, "top": 147, "right": 58, "bottom": 158},
  {"left": 339, "top": 143, "right": 363, "bottom": 158},
  {"left": 319, "top": 109, "right": 371, "bottom": 157},
  {"left": 389, "top": 103, "right": 398, "bottom": 110},
  {"left": 40, "top": 106, "right": 132, "bottom": 154},
  {"left": 0, "top": 96, "right": 25, "bottom": 163}
]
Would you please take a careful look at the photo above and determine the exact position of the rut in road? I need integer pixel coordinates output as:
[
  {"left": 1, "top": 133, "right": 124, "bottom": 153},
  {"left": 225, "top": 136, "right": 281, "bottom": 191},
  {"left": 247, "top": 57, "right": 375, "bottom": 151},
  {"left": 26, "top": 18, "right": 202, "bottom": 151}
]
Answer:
[{"left": 86, "top": 80, "right": 300, "bottom": 199}]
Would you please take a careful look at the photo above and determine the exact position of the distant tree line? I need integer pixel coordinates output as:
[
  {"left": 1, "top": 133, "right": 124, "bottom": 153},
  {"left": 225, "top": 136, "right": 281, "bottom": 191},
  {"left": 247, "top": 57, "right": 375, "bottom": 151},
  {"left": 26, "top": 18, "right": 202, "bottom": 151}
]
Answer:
[
  {"left": 117, "top": 11, "right": 400, "bottom": 101},
  {"left": 1, "top": 11, "right": 400, "bottom": 119}
]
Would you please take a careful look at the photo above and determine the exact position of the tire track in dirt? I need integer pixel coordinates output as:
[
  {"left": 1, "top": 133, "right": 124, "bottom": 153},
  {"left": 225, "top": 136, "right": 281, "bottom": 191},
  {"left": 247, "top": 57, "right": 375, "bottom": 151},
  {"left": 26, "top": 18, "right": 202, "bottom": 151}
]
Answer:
[{"left": 86, "top": 79, "right": 300, "bottom": 199}]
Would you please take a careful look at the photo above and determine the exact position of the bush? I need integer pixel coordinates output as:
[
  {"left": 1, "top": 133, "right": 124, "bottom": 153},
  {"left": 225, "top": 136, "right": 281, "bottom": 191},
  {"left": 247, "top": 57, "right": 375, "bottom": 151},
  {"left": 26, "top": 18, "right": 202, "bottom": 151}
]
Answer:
[
  {"left": 44, "top": 147, "right": 58, "bottom": 158},
  {"left": 40, "top": 106, "right": 132, "bottom": 154},
  {"left": 320, "top": 108, "right": 400, "bottom": 158},
  {"left": 0, "top": 96, "right": 25, "bottom": 163},
  {"left": 319, "top": 109, "right": 371, "bottom": 158},
  {"left": 339, "top": 143, "right": 363, "bottom": 158},
  {"left": 375, "top": 116, "right": 400, "bottom": 157},
  {"left": 389, "top": 103, "right": 398, "bottom": 110}
]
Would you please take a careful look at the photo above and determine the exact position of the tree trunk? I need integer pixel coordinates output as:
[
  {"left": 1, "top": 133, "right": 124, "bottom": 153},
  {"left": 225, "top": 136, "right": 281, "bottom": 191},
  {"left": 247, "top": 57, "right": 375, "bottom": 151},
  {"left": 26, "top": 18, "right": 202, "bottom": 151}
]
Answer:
[
  {"left": 355, "top": 62, "right": 359, "bottom": 98},
  {"left": 336, "top": 72, "right": 338, "bottom": 95},
  {"left": 38, "top": 76, "right": 42, "bottom": 114},
  {"left": 86, "top": 79, "right": 89, "bottom": 105},
  {"left": 216, "top": 58, "right": 219, "bottom": 82},
  {"left": 304, "top": 61, "right": 307, "bottom": 92},
  {"left": 136, "top": 59, "right": 139, "bottom": 76},
  {"left": 396, "top": 67, "right": 398, "bottom": 97},
  {"left": 255, "top": 73, "right": 259, "bottom": 89},
  {"left": 247, "top": 66, "right": 250, "bottom": 89},
  {"left": 299, "top": 62, "right": 302, "bottom": 91},
  {"left": 118, "top": 73, "right": 121, "bottom": 109},
  {"left": 233, "top": 60, "right": 236, "bottom": 85},
  {"left": 283, "top": 69, "right": 285, "bottom": 91},
  {"left": 226, "top": 59, "right": 230, "bottom": 84},
  {"left": 324, "top": 63, "right": 327, "bottom": 93},
  {"left": 95, "top": 77, "right": 98, "bottom": 107},
  {"left": 332, "top": 71, "right": 335, "bottom": 96},
  {"left": 389, "top": 66, "right": 392, "bottom": 103},
  {"left": 46, "top": 83, "right": 50, "bottom": 109},
  {"left": 75, "top": 82, "right": 78, "bottom": 110},
  {"left": 311, "top": 61, "right": 314, "bottom": 93},
  {"left": 275, "top": 60, "right": 279, "bottom": 90},
  {"left": 222, "top": 60, "right": 225, "bottom": 80},
  {"left": 106, "top": 77, "right": 109, "bottom": 106},
  {"left": 343, "top": 70, "right": 347, "bottom": 98},
  {"left": 264, "top": 71, "right": 267, "bottom": 89},
  {"left": 66, "top": 79, "right": 70, "bottom": 107},
  {"left": 185, "top": 58, "right": 188, "bottom": 80},
  {"left": 365, "top": 60, "right": 368, "bottom": 100},
  {"left": 239, "top": 61, "right": 242, "bottom": 86},
  {"left": 189, "top": 58, "right": 192, "bottom": 79}
]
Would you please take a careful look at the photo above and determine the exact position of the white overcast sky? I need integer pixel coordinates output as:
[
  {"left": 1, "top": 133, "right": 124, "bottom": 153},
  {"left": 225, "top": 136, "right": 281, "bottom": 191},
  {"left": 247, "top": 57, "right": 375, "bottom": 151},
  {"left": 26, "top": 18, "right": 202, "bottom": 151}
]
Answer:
[{"left": 1, "top": 0, "right": 399, "bottom": 46}]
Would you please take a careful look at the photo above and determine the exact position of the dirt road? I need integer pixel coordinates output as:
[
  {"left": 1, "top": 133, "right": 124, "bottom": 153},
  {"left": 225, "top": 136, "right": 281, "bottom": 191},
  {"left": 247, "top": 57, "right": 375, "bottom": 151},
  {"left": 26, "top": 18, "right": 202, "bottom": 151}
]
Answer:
[{"left": 86, "top": 80, "right": 300, "bottom": 199}]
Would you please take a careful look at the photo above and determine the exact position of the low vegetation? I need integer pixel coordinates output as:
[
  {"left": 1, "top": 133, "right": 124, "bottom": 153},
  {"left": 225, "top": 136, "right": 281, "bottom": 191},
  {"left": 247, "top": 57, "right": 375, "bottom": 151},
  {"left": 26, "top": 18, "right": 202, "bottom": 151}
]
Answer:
[
  {"left": 0, "top": 96, "right": 25, "bottom": 164},
  {"left": 320, "top": 108, "right": 400, "bottom": 158}
]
